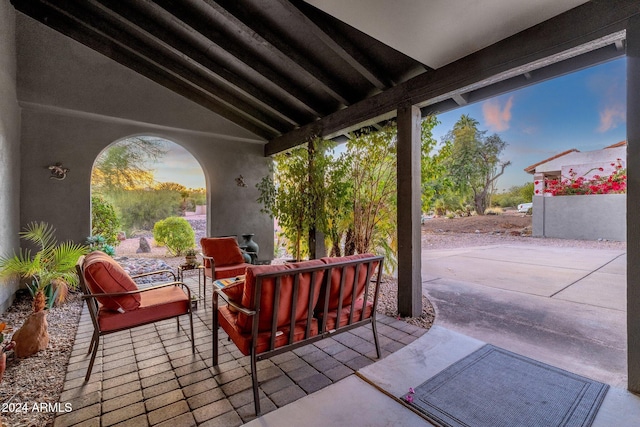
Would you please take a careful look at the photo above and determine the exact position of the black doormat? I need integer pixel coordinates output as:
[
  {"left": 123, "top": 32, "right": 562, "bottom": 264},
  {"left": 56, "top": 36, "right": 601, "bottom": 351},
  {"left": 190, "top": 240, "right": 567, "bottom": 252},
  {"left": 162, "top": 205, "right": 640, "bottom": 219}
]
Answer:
[{"left": 403, "top": 345, "right": 609, "bottom": 427}]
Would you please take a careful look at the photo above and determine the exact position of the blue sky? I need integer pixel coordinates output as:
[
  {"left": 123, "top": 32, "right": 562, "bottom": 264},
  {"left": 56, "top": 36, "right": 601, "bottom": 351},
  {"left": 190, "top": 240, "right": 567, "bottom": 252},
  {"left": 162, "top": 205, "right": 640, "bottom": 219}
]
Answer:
[
  {"left": 430, "top": 57, "right": 627, "bottom": 191},
  {"left": 152, "top": 57, "right": 627, "bottom": 191}
]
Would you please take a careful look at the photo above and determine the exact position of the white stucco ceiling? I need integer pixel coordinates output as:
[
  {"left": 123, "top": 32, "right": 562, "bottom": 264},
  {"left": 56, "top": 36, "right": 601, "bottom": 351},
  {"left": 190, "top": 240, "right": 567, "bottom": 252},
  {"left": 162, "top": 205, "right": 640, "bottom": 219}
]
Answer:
[{"left": 306, "top": 0, "right": 589, "bottom": 68}]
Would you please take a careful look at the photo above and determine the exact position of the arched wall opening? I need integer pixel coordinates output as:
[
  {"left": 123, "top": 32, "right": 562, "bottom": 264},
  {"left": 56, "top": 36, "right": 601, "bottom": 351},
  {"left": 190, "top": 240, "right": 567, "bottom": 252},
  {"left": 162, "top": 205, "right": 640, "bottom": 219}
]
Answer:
[{"left": 89, "top": 135, "right": 207, "bottom": 256}]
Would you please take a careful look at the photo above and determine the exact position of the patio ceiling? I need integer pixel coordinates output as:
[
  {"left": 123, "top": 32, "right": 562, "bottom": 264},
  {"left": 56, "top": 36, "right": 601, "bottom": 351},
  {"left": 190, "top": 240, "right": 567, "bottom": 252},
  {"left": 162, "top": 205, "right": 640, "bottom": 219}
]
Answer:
[{"left": 10, "top": 0, "right": 640, "bottom": 155}]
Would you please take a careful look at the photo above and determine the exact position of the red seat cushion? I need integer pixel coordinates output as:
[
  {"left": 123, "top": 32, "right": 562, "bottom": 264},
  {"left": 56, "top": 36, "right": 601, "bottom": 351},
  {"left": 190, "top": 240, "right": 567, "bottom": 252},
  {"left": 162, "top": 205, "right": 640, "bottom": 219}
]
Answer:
[
  {"left": 98, "top": 285, "right": 189, "bottom": 332},
  {"left": 317, "top": 254, "right": 378, "bottom": 311},
  {"left": 318, "top": 299, "right": 373, "bottom": 331},
  {"left": 236, "top": 260, "right": 325, "bottom": 333},
  {"left": 218, "top": 306, "right": 319, "bottom": 355},
  {"left": 200, "top": 237, "right": 246, "bottom": 268},
  {"left": 204, "top": 263, "right": 249, "bottom": 280},
  {"left": 83, "top": 251, "right": 141, "bottom": 311}
]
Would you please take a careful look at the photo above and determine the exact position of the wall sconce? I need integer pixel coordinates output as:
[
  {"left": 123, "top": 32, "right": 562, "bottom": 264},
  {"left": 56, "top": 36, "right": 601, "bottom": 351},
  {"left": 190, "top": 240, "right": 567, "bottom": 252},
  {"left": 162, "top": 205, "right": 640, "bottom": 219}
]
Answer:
[
  {"left": 235, "top": 175, "right": 247, "bottom": 187},
  {"left": 48, "top": 163, "right": 69, "bottom": 180}
]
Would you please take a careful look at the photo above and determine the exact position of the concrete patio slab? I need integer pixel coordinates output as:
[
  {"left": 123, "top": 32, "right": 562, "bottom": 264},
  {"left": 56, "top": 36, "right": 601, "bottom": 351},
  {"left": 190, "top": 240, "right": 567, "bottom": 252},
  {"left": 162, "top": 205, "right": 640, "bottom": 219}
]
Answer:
[
  {"left": 553, "top": 271, "right": 626, "bottom": 310},
  {"left": 357, "top": 325, "right": 484, "bottom": 397},
  {"left": 243, "top": 375, "right": 435, "bottom": 427},
  {"left": 597, "top": 253, "right": 627, "bottom": 275},
  {"left": 422, "top": 254, "right": 590, "bottom": 296},
  {"left": 422, "top": 243, "right": 629, "bottom": 389},
  {"left": 422, "top": 244, "right": 625, "bottom": 271}
]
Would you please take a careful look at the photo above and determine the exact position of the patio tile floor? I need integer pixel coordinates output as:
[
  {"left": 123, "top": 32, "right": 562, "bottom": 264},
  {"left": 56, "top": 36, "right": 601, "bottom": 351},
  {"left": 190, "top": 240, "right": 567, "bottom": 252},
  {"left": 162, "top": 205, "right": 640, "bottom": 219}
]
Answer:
[{"left": 54, "top": 276, "right": 427, "bottom": 427}]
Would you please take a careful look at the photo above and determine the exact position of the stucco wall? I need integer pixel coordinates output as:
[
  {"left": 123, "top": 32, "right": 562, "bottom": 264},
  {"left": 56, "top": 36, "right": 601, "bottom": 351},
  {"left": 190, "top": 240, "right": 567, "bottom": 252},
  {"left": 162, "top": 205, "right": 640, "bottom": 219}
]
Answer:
[
  {"left": 0, "top": 2, "right": 21, "bottom": 312},
  {"left": 532, "top": 194, "right": 626, "bottom": 241},
  {"left": 15, "top": 13, "right": 274, "bottom": 259}
]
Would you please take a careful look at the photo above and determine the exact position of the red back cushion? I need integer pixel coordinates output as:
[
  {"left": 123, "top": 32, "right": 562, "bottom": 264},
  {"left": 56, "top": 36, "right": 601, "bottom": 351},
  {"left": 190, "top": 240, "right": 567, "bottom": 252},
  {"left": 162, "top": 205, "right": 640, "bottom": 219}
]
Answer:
[
  {"left": 222, "top": 279, "right": 244, "bottom": 300},
  {"left": 236, "top": 260, "right": 325, "bottom": 333},
  {"left": 200, "top": 237, "right": 245, "bottom": 268},
  {"left": 317, "top": 254, "right": 379, "bottom": 310},
  {"left": 83, "top": 251, "right": 141, "bottom": 311}
]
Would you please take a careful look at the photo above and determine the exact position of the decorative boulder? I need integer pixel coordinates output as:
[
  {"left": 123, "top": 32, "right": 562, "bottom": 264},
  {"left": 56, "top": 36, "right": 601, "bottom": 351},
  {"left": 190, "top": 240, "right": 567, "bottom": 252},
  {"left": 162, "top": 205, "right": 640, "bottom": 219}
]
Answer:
[
  {"left": 117, "top": 231, "right": 127, "bottom": 241},
  {"left": 137, "top": 237, "right": 151, "bottom": 253},
  {"left": 11, "top": 311, "right": 49, "bottom": 358}
]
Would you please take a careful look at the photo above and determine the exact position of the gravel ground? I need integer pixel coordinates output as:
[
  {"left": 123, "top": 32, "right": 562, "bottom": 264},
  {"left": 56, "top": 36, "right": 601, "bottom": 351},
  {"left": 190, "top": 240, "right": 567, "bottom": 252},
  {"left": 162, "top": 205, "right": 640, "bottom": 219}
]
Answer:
[
  {"left": 0, "top": 292, "right": 82, "bottom": 427},
  {"left": 0, "top": 214, "right": 626, "bottom": 426}
]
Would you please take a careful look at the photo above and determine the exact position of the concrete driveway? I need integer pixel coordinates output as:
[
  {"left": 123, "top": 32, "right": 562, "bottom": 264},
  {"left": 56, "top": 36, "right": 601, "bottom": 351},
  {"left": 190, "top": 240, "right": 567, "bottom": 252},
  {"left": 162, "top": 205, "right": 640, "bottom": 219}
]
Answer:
[{"left": 421, "top": 244, "right": 627, "bottom": 388}]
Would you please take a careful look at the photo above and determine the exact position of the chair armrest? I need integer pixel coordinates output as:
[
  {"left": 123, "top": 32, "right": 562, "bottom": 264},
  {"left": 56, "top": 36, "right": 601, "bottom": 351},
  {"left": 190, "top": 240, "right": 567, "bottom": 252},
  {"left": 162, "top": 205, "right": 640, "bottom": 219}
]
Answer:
[
  {"left": 200, "top": 253, "right": 216, "bottom": 268},
  {"left": 213, "top": 288, "right": 255, "bottom": 316},
  {"left": 82, "top": 281, "right": 190, "bottom": 299},
  {"left": 131, "top": 269, "right": 177, "bottom": 281}
]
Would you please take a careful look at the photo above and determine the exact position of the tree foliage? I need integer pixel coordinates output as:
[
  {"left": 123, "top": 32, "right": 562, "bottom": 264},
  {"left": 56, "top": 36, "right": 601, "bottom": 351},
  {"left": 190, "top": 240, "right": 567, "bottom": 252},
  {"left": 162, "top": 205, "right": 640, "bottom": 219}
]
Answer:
[
  {"left": 346, "top": 124, "right": 397, "bottom": 258},
  {"left": 491, "top": 183, "right": 534, "bottom": 208},
  {"left": 110, "top": 189, "right": 182, "bottom": 235},
  {"left": 443, "top": 115, "right": 511, "bottom": 214},
  {"left": 257, "top": 116, "right": 449, "bottom": 270},
  {"left": 90, "top": 195, "right": 121, "bottom": 246},
  {"left": 257, "top": 139, "right": 345, "bottom": 261},
  {"left": 92, "top": 137, "right": 167, "bottom": 193},
  {"left": 420, "top": 115, "right": 454, "bottom": 214}
]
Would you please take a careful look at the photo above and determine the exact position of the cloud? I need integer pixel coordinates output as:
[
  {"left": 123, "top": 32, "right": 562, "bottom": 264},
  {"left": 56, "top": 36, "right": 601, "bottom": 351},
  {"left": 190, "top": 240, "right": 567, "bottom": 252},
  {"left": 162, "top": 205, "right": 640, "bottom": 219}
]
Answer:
[
  {"left": 597, "top": 104, "right": 625, "bottom": 132},
  {"left": 482, "top": 96, "right": 513, "bottom": 132}
]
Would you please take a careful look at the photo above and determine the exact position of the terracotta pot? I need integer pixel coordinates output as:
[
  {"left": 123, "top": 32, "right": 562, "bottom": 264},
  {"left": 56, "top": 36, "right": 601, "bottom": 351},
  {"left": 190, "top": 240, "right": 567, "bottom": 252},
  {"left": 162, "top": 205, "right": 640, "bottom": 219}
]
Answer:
[{"left": 0, "top": 352, "right": 6, "bottom": 383}]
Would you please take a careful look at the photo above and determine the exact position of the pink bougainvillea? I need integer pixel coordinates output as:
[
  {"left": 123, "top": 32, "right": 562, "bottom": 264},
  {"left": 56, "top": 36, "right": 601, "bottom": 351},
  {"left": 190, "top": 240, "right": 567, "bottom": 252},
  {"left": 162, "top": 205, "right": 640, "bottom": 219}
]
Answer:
[{"left": 544, "top": 159, "right": 626, "bottom": 196}]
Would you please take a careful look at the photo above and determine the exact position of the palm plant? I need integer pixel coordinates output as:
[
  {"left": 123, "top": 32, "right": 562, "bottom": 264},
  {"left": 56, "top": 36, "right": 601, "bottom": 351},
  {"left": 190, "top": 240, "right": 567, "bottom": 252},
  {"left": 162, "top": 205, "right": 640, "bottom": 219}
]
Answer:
[{"left": 0, "top": 222, "right": 88, "bottom": 312}]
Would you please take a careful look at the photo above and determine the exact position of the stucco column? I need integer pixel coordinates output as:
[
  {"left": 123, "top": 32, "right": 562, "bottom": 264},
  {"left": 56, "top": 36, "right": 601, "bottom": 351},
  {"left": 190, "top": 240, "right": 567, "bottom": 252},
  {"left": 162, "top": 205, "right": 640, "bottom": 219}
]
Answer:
[
  {"left": 396, "top": 104, "right": 422, "bottom": 317},
  {"left": 627, "top": 14, "right": 640, "bottom": 393}
]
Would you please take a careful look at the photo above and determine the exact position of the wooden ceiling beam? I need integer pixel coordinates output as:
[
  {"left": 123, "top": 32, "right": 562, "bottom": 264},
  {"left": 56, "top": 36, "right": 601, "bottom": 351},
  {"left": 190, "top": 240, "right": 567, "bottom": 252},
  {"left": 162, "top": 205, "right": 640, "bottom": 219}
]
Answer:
[
  {"left": 95, "top": 0, "right": 313, "bottom": 127},
  {"left": 77, "top": 0, "right": 292, "bottom": 134},
  {"left": 152, "top": 0, "right": 341, "bottom": 115},
  {"left": 266, "top": 0, "right": 640, "bottom": 155},
  {"left": 212, "top": 0, "right": 353, "bottom": 106},
  {"left": 274, "top": 0, "right": 388, "bottom": 90}
]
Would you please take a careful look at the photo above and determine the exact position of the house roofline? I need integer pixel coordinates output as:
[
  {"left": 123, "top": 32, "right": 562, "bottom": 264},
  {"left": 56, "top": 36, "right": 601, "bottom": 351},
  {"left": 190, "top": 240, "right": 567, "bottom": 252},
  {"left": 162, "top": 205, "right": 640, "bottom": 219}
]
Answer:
[
  {"left": 605, "top": 140, "right": 627, "bottom": 148},
  {"left": 524, "top": 149, "right": 579, "bottom": 174},
  {"left": 524, "top": 140, "right": 628, "bottom": 174}
]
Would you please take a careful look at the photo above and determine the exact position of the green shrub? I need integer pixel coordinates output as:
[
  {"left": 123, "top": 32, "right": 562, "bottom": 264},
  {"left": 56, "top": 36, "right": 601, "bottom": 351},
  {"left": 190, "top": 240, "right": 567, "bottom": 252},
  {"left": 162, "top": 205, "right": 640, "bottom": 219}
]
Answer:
[
  {"left": 91, "top": 195, "right": 121, "bottom": 246},
  {"left": 484, "top": 207, "right": 503, "bottom": 215},
  {"left": 152, "top": 217, "right": 195, "bottom": 255},
  {"left": 112, "top": 190, "right": 182, "bottom": 235},
  {"left": 86, "top": 235, "right": 116, "bottom": 256}
]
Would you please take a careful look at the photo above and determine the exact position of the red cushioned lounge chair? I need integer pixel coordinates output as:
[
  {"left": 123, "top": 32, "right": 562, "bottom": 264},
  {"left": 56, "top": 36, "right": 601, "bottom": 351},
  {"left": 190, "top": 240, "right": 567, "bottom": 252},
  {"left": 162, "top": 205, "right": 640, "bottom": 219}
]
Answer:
[
  {"left": 76, "top": 251, "right": 194, "bottom": 381},
  {"left": 200, "top": 236, "right": 252, "bottom": 289}
]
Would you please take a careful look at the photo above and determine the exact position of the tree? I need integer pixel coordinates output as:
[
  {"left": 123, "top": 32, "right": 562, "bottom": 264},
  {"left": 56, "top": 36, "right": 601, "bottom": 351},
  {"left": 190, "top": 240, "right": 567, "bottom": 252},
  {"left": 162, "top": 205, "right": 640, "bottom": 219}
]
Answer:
[
  {"left": 91, "top": 137, "right": 167, "bottom": 193},
  {"left": 444, "top": 115, "right": 510, "bottom": 215},
  {"left": 257, "top": 141, "right": 320, "bottom": 261},
  {"left": 346, "top": 124, "right": 397, "bottom": 257},
  {"left": 420, "top": 115, "right": 455, "bottom": 214},
  {"left": 323, "top": 152, "right": 351, "bottom": 257}
]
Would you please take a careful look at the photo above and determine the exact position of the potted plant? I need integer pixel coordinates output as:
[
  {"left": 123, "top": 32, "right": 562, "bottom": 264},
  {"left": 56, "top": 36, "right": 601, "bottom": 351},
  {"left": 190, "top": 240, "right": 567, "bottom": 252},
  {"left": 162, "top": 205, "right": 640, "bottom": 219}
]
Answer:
[
  {"left": 0, "top": 222, "right": 87, "bottom": 358},
  {"left": 184, "top": 248, "right": 199, "bottom": 267}
]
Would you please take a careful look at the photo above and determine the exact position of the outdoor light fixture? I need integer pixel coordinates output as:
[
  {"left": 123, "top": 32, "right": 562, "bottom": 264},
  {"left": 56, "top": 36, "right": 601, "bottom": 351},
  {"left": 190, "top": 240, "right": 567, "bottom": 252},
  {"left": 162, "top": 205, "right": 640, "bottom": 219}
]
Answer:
[{"left": 48, "top": 163, "right": 69, "bottom": 180}]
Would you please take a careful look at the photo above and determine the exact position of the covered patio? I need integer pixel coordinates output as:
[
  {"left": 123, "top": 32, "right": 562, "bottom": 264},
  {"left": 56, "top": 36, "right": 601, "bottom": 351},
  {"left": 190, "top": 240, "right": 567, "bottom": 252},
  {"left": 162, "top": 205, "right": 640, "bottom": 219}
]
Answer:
[
  {"left": 2, "top": 0, "right": 640, "bottom": 425},
  {"left": 54, "top": 274, "right": 428, "bottom": 426}
]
